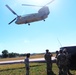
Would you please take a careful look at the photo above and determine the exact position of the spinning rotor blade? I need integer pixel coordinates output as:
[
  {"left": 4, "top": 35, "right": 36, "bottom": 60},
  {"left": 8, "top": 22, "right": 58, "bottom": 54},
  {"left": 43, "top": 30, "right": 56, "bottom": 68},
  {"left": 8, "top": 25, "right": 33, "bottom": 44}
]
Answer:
[
  {"left": 6, "top": 5, "right": 18, "bottom": 16},
  {"left": 22, "top": 4, "right": 43, "bottom": 7},
  {"left": 44, "top": 0, "right": 55, "bottom": 6},
  {"left": 8, "top": 18, "right": 16, "bottom": 25},
  {"left": 22, "top": 0, "right": 54, "bottom": 7}
]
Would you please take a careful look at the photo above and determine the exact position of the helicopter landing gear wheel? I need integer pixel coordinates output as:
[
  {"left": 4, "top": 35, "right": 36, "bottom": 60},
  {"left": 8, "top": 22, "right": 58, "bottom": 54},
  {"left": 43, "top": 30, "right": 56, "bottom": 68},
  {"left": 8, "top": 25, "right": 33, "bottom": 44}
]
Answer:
[
  {"left": 28, "top": 23, "right": 30, "bottom": 25},
  {"left": 44, "top": 20, "right": 45, "bottom": 21}
]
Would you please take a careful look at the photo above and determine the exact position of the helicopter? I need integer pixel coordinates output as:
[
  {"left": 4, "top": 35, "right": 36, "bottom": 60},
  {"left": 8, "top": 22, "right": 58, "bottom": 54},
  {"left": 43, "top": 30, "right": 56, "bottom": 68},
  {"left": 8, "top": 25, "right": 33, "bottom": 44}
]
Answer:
[{"left": 6, "top": 0, "right": 54, "bottom": 25}]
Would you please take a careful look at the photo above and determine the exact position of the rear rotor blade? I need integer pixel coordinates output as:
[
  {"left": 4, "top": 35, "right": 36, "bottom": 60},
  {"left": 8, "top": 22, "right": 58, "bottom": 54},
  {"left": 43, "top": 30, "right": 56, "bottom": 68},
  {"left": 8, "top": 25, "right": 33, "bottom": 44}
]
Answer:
[
  {"left": 22, "top": 0, "right": 54, "bottom": 7},
  {"left": 44, "top": 0, "right": 55, "bottom": 6},
  {"left": 8, "top": 18, "right": 16, "bottom": 25},
  {"left": 22, "top": 4, "right": 43, "bottom": 7},
  {"left": 6, "top": 5, "right": 18, "bottom": 16}
]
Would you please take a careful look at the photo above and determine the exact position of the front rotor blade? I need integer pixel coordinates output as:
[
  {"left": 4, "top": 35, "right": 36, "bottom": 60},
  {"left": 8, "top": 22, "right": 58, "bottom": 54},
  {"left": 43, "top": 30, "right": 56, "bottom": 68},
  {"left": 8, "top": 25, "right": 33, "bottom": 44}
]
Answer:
[
  {"left": 22, "top": 4, "right": 43, "bottom": 7},
  {"left": 6, "top": 5, "right": 18, "bottom": 16},
  {"left": 9, "top": 18, "right": 16, "bottom": 25},
  {"left": 44, "top": 0, "right": 55, "bottom": 6}
]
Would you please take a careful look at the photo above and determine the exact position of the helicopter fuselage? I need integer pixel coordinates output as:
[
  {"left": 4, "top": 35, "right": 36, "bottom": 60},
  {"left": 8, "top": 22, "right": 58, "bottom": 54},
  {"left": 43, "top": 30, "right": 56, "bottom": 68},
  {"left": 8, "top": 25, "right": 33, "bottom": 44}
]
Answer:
[
  {"left": 6, "top": 0, "right": 54, "bottom": 25},
  {"left": 15, "top": 6, "right": 50, "bottom": 25}
]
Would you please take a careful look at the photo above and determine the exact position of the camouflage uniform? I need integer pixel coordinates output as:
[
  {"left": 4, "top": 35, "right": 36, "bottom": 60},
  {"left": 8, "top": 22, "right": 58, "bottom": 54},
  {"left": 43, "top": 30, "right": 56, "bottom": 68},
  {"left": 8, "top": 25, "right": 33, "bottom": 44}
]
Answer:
[
  {"left": 44, "top": 49, "right": 52, "bottom": 75},
  {"left": 63, "top": 49, "right": 72, "bottom": 75},
  {"left": 55, "top": 51, "right": 59, "bottom": 58},
  {"left": 55, "top": 51, "right": 59, "bottom": 66},
  {"left": 24, "top": 53, "right": 30, "bottom": 75},
  {"left": 57, "top": 50, "right": 67, "bottom": 75}
]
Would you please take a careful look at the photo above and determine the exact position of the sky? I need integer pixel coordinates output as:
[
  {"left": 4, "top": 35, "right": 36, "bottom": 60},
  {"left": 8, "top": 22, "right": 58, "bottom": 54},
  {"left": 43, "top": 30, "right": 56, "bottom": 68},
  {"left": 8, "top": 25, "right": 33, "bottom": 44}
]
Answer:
[{"left": 0, "top": 0, "right": 76, "bottom": 54}]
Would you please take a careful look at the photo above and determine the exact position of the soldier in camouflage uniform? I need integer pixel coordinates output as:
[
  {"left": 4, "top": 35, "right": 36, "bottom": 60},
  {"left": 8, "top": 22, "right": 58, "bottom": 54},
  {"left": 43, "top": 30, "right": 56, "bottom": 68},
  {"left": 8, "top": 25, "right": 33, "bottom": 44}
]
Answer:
[
  {"left": 55, "top": 50, "right": 59, "bottom": 58},
  {"left": 24, "top": 53, "right": 30, "bottom": 75},
  {"left": 55, "top": 51, "right": 59, "bottom": 67},
  {"left": 57, "top": 50, "right": 67, "bottom": 75},
  {"left": 63, "top": 49, "right": 72, "bottom": 75},
  {"left": 44, "top": 49, "right": 53, "bottom": 75}
]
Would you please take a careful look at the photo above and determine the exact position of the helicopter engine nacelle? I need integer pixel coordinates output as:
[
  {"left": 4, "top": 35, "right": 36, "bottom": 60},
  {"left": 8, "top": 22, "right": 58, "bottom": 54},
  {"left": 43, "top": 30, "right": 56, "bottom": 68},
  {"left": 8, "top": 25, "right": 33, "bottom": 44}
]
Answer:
[{"left": 38, "top": 6, "right": 50, "bottom": 15}]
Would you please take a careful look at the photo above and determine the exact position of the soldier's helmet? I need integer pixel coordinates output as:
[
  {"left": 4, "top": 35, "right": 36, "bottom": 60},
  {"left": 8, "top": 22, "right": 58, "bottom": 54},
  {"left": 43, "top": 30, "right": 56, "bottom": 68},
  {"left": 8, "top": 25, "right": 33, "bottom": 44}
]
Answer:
[
  {"left": 56, "top": 51, "right": 59, "bottom": 54},
  {"left": 46, "top": 49, "right": 49, "bottom": 52},
  {"left": 59, "top": 50, "right": 63, "bottom": 53}
]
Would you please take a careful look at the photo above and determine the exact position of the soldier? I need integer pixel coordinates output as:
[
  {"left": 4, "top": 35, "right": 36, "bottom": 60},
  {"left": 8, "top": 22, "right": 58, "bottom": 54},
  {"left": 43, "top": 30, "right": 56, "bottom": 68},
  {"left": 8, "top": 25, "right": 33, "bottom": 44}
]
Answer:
[
  {"left": 57, "top": 50, "right": 67, "bottom": 75},
  {"left": 55, "top": 51, "right": 59, "bottom": 66},
  {"left": 55, "top": 50, "right": 59, "bottom": 58},
  {"left": 63, "top": 49, "right": 72, "bottom": 75},
  {"left": 24, "top": 53, "right": 30, "bottom": 75},
  {"left": 44, "top": 49, "right": 53, "bottom": 75}
]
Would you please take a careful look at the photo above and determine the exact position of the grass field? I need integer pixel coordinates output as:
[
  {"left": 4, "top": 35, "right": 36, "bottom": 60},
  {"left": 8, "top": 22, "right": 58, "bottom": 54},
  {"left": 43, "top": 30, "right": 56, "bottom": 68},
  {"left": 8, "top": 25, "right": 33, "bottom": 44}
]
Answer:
[
  {"left": 0, "top": 63, "right": 75, "bottom": 75},
  {"left": 0, "top": 63, "right": 58, "bottom": 75},
  {"left": 0, "top": 54, "right": 76, "bottom": 75}
]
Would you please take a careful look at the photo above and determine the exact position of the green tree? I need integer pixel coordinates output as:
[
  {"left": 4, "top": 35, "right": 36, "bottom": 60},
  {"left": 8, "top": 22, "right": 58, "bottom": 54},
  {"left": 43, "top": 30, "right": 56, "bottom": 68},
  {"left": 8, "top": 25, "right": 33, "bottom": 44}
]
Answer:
[
  {"left": 2, "top": 50, "right": 9, "bottom": 58},
  {"left": 8, "top": 52, "right": 19, "bottom": 58}
]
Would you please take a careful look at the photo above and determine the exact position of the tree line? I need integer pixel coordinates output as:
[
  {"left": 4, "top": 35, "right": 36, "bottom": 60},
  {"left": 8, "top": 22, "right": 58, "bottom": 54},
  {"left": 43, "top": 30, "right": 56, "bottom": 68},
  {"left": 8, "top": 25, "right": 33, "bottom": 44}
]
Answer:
[{"left": 0, "top": 50, "right": 26, "bottom": 58}]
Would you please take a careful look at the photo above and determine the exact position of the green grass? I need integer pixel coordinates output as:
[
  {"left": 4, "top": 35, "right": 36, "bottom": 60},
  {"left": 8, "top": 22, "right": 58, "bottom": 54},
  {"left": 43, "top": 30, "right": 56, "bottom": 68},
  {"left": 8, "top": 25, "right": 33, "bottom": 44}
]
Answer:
[
  {"left": 0, "top": 63, "right": 75, "bottom": 75},
  {"left": 0, "top": 53, "right": 75, "bottom": 75}
]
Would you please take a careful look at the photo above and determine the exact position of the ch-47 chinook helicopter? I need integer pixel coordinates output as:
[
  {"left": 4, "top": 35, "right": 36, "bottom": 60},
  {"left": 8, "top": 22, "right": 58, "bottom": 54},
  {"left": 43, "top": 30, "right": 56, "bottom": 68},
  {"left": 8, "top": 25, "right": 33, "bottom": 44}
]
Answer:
[{"left": 6, "top": 0, "right": 54, "bottom": 25}]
